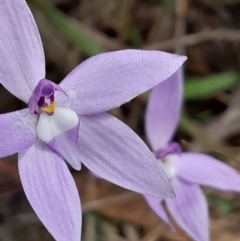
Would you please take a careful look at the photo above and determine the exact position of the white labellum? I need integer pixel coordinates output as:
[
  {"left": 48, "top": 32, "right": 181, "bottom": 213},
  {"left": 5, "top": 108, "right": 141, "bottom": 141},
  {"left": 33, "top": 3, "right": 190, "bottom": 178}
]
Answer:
[
  {"left": 37, "top": 107, "right": 78, "bottom": 142},
  {"left": 159, "top": 154, "right": 178, "bottom": 179}
]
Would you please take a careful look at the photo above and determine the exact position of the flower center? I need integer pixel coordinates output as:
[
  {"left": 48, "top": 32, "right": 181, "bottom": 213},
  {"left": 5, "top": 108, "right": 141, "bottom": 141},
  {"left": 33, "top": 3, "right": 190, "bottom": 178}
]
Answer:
[
  {"left": 155, "top": 142, "right": 181, "bottom": 179},
  {"left": 28, "top": 79, "right": 79, "bottom": 143},
  {"left": 28, "top": 79, "right": 66, "bottom": 115}
]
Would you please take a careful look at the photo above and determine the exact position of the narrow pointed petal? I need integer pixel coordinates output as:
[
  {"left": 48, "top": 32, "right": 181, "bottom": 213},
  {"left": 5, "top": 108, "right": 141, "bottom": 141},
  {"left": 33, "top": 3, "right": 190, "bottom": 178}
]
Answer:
[
  {"left": 18, "top": 142, "right": 81, "bottom": 241},
  {"left": 145, "top": 69, "right": 183, "bottom": 151},
  {"left": 177, "top": 152, "right": 240, "bottom": 192},
  {"left": 144, "top": 195, "right": 174, "bottom": 230},
  {"left": 0, "top": 0, "right": 45, "bottom": 102},
  {"left": 59, "top": 50, "right": 187, "bottom": 115},
  {"left": 0, "top": 109, "right": 37, "bottom": 158},
  {"left": 77, "top": 112, "right": 174, "bottom": 198},
  {"left": 166, "top": 178, "right": 209, "bottom": 241}
]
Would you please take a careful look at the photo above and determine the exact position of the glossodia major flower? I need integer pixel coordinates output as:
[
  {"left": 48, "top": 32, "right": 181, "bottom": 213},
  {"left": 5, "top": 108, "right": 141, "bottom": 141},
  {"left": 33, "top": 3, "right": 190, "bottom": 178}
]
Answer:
[
  {"left": 0, "top": 0, "right": 187, "bottom": 241},
  {"left": 144, "top": 69, "right": 240, "bottom": 241}
]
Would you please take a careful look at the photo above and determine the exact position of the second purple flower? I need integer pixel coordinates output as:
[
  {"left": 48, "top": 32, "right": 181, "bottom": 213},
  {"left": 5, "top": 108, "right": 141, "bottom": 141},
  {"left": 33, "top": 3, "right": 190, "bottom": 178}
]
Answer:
[{"left": 144, "top": 69, "right": 240, "bottom": 241}]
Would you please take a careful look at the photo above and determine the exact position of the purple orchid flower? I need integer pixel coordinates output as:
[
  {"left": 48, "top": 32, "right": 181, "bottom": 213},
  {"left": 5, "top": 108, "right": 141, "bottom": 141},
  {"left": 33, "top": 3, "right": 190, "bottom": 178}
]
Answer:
[
  {"left": 144, "top": 69, "right": 240, "bottom": 241},
  {"left": 0, "top": 0, "right": 187, "bottom": 240}
]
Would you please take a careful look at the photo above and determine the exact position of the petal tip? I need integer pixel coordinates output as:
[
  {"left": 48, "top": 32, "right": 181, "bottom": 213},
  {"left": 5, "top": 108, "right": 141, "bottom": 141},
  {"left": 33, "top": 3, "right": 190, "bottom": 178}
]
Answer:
[{"left": 181, "top": 55, "right": 188, "bottom": 62}]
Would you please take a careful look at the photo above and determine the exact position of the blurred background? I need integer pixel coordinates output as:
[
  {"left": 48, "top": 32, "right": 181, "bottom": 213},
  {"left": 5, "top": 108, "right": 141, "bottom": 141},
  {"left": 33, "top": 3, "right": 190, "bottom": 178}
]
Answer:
[{"left": 1, "top": 0, "right": 240, "bottom": 240}]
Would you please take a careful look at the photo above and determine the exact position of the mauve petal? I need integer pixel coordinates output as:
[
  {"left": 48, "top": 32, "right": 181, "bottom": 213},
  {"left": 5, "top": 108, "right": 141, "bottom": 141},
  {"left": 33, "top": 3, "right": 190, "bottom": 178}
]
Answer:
[
  {"left": 58, "top": 50, "right": 186, "bottom": 115},
  {"left": 0, "top": 109, "right": 37, "bottom": 158},
  {"left": 0, "top": 0, "right": 45, "bottom": 102},
  {"left": 77, "top": 112, "right": 174, "bottom": 198},
  {"left": 145, "top": 69, "right": 183, "bottom": 151},
  {"left": 177, "top": 152, "right": 240, "bottom": 192},
  {"left": 18, "top": 142, "right": 81, "bottom": 241},
  {"left": 46, "top": 122, "right": 81, "bottom": 170},
  {"left": 144, "top": 195, "right": 174, "bottom": 230},
  {"left": 166, "top": 178, "right": 209, "bottom": 241}
]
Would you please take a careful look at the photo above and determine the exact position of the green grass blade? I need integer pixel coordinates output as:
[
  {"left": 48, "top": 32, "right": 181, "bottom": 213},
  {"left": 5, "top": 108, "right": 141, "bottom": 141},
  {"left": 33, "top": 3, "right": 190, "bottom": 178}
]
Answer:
[
  {"left": 29, "top": 0, "right": 103, "bottom": 56},
  {"left": 185, "top": 71, "right": 239, "bottom": 100}
]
